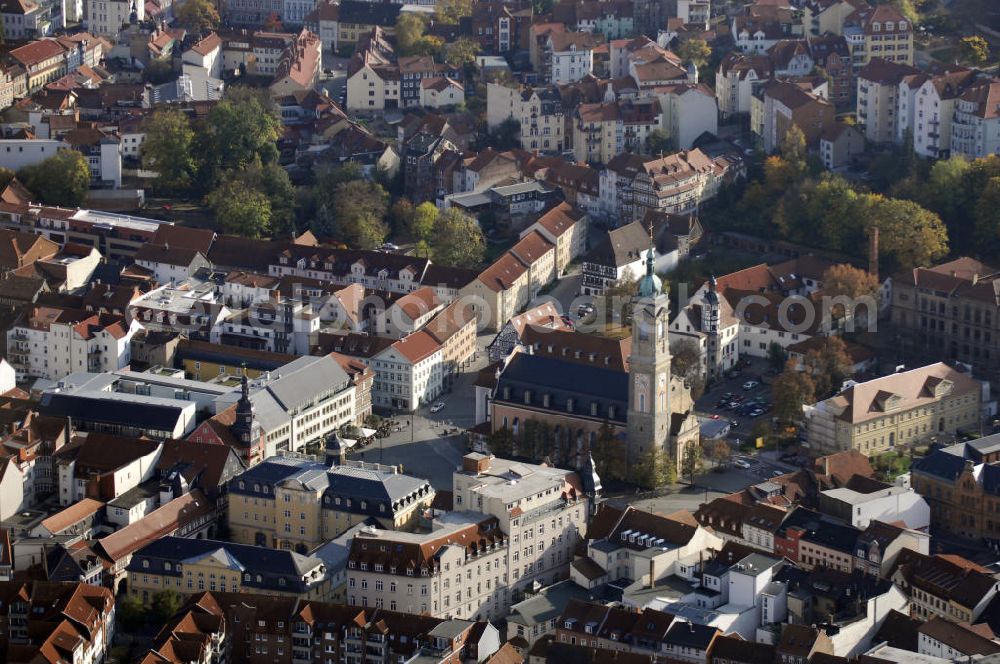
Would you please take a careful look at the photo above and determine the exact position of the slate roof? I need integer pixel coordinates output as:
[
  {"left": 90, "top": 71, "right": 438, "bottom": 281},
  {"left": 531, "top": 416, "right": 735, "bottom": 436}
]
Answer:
[
  {"left": 494, "top": 352, "right": 628, "bottom": 424},
  {"left": 128, "top": 536, "right": 324, "bottom": 593},
  {"left": 40, "top": 390, "right": 188, "bottom": 433},
  {"left": 337, "top": 0, "right": 401, "bottom": 27}
]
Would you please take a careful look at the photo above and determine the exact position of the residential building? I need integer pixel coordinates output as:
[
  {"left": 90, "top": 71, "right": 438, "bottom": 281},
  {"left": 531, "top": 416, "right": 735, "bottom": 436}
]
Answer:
[
  {"left": 86, "top": 0, "right": 143, "bottom": 36},
  {"left": 819, "top": 122, "right": 865, "bottom": 169},
  {"left": 519, "top": 203, "right": 588, "bottom": 277},
  {"left": 754, "top": 79, "right": 836, "bottom": 153},
  {"left": 346, "top": 453, "right": 588, "bottom": 620},
  {"left": 460, "top": 239, "right": 552, "bottom": 333},
  {"left": 769, "top": 39, "right": 814, "bottom": 78},
  {"left": 892, "top": 549, "right": 999, "bottom": 622},
  {"left": 335, "top": 0, "right": 401, "bottom": 48},
  {"left": 485, "top": 301, "right": 572, "bottom": 364},
  {"left": 9, "top": 38, "right": 65, "bottom": 92},
  {"left": 716, "top": 51, "right": 773, "bottom": 119},
  {"left": 0, "top": 580, "right": 115, "bottom": 663},
  {"left": 0, "top": 0, "right": 50, "bottom": 41},
  {"left": 890, "top": 257, "right": 1000, "bottom": 382},
  {"left": 228, "top": 456, "right": 434, "bottom": 551},
  {"left": 803, "top": 0, "right": 862, "bottom": 37},
  {"left": 573, "top": 98, "right": 663, "bottom": 165},
  {"left": 908, "top": 68, "right": 979, "bottom": 159},
  {"left": 134, "top": 242, "right": 211, "bottom": 284},
  {"left": 917, "top": 616, "right": 1000, "bottom": 658},
  {"left": 656, "top": 82, "right": 720, "bottom": 150},
  {"left": 424, "top": 299, "right": 478, "bottom": 384},
  {"left": 843, "top": 4, "right": 913, "bottom": 70},
  {"left": 212, "top": 297, "right": 320, "bottom": 356},
  {"left": 126, "top": 536, "right": 330, "bottom": 604},
  {"left": 486, "top": 83, "right": 567, "bottom": 153},
  {"left": 809, "top": 33, "right": 855, "bottom": 106},
  {"left": 818, "top": 480, "right": 930, "bottom": 529},
  {"left": 951, "top": 79, "right": 1000, "bottom": 159},
  {"left": 804, "top": 362, "right": 986, "bottom": 455},
  {"left": 911, "top": 435, "right": 1000, "bottom": 540},
  {"left": 55, "top": 431, "right": 161, "bottom": 506},
  {"left": 505, "top": 579, "right": 592, "bottom": 649},
  {"left": 856, "top": 57, "right": 920, "bottom": 144},
  {"left": 6, "top": 305, "right": 138, "bottom": 381}
]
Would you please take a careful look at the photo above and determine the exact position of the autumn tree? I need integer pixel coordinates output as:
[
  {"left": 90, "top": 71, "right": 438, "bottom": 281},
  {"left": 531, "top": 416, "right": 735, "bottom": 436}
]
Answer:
[
  {"left": 767, "top": 342, "right": 787, "bottom": 372},
  {"left": 175, "top": 0, "right": 220, "bottom": 32},
  {"left": 645, "top": 129, "right": 674, "bottom": 155},
  {"left": 865, "top": 196, "right": 948, "bottom": 272},
  {"left": 633, "top": 446, "right": 671, "bottom": 489},
  {"left": 18, "top": 151, "right": 90, "bottom": 207},
  {"left": 430, "top": 208, "right": 485, "bottom": 267},
  {"left": 670, "top": 338, "right": 703, "bottom": 381},
  {"left": 602, "top": 271, "right": 640, "bottom": 326},
  {"left": 780, "top": 125, "right": 808, "bottom": 175},
  {"left": 444, "top": 37, "right": 482, "bottom": 67},
  {"left": 435, "top": 0, "right": 471, "bottom": 24},
  {"left": 387, "top": 198, "right": 414, "bottom": 238},
  {"left": 960, "top": 35, "right": 990, "bottom": 64},
  {"left": 704, "top": 439, "right": 732, "bottom": 468},
  {"left": 803, "top": 335, "right": 854, "bottom": 399},
  {"left": 410, "top": 201, "right": 439, "bottom": 257},
  {"left": 333, "top": 180, "right": 390, "bottom": 249},
  {"left": 208, "top": 179, "right": 271, "bottom": 238},
  {"left": 772, "top": 359, "right": 815, "bottom": 423},
  {"left": 396, "top": 13, "right": 443, "bottom": 56},
  {"left": 821, "top": 263, "right": 879, "bottom": 325},
  {"left": 676, "top": 38, "right": 711, "bottom": 70}
]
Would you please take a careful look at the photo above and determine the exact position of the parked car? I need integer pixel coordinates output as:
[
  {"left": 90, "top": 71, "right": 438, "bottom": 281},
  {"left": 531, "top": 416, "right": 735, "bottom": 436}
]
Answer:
[
  {"left": 734, "top": 459, "right": 751, "bottom": 469},
  {"left": 430, "top": 402, "right": 445, "bottom": 413},
  {"left": 742, "top": 380, "right": 759, "bottom": 390}
]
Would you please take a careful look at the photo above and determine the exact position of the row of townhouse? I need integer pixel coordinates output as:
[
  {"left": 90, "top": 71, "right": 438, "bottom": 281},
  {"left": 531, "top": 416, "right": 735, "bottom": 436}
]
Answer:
[
  {"left": 461, "top": 203, "right": 588, "bottom": 333},
  {"left": 857, "top": 57, "right": 1000, "bottom": 159},
  {"left": 138, "top": 589, "right": 507, "bottom": 664},
  {"left": 801, "top": 0, "right": 914, "bottom": 69}
]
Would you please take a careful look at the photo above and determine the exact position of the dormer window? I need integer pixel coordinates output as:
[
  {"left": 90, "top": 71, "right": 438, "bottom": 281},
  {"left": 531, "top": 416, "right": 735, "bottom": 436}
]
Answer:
[{"left": 872, "top": 22, "right": 880, "bottom": 31}]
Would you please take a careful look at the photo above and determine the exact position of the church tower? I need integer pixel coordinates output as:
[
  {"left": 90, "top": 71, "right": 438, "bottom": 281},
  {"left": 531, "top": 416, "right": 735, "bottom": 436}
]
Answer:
[
  {"left": 230, "top": 371, "right": 264, "bottom": 465},
  {"left": 626, "top": 235, "right": 673, "bottom": 470},
  {"left": 702, "top": 275, "right": 722, "bottom": 381}
]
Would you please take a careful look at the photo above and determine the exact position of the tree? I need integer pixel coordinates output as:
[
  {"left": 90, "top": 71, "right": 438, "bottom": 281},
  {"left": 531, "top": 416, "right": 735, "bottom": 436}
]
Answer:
[
  {"left": 411, "top": 201, "right": 439, "bottom": 241},
  {"left": 767, "top": 342, "right": 787, "bottom": 372},
  {"left": 975, "top": 177, "right": 1000, "bottom": 246},
  {"left": 334, "top": 179, "right": 390, "bottom": 249},
  {"left": 681, "top": 443, "right": 702, "bottom": 483},
  {"left": 141, "top": 109, "right": 197, "bottom": 192},
  {"left": 772, "top": 359, "right": 815, "bottom": 423},
  {"left": 396, "top": 13, "right": 425, "bottom": 52},
  {"left": 430, "top": 208, "right": 485, "bottom": 267},
  {"left": 151, "top": 589, "right": 184, "bottom": 623},
  {"left": 488, "top": 426, "right": 514, "bottom": 457},
  {"left": 444, "top": 37, "right": 481, "bottom": 67},
  {"left": 220, "top": 159, "right": 296, "bottom": 236},
  {"left": 780, "top": 125, "right": 808, "bottom": 175},
  {"left": 645, "top": 129, "right": 673, "bottom": 156},
  {"left": 208, "top": 179, "right": 272, "bottom": 238},
  {"left": 822, "top": 263, "right": 879, "bottom": 323},
  {"left": 676, "top": 38, "right": 711, "bottom": 70},
  {"left": 143, "top": 58, "right": 174, "bottom": 84},
  {"left": 18, "top": 150, "right": 90, "bottom": 207},
  {"left": 670, "top": 338, "right": 702, "bottom": 380},
  {"left": 704, "top": 439, "right": 732, "bottom": 468},
  {"left": 960, "top": 35, "right": 990, "bottom": 64},
  {"left": 865, "top": 195, "right": 948, "bottom": 272},
  {"left": 435, "top": 0, "right": 471, "bottom": 24},
  {"left": 925, "top": 155, "right": 972, "bottom": 224},
  {"left": 117, "top": 595, "right": 146, "bottom": 635},
  {"left": 488, "top": 118, "right": 521, "bottom": 151},
  {"left": 175, "top": 0, "right": 220, "bottom": 31},
  {"left": 804, "top": 336, "right": 854, "bottom": 399},
  {"left": 633, "top": 446, "right": 671, "bottom": 489},
  {"left": 388, "top": 198, "right": 415, "bottom": 238},
  {"left": 263, "top": 11, "right": 283, "bottom": 31},
  {"left": 602, "top": 271, "right": 639, "bottom": 327},
  {"left": 591, "top": 420, "right": 626, "bottom": 481},
  {"left": 199, "top": 88, "right": 281, "bottom": 188}
]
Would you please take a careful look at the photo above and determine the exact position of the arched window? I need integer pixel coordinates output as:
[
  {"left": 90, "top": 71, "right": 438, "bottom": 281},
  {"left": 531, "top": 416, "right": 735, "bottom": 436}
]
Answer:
[{"left": 639, "top": 394, "right": 645, "bottom": 412}]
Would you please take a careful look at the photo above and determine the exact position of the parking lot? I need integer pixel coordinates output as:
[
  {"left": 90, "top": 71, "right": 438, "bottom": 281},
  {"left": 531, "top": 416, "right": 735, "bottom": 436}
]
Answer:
[{"left": 696, "top": 357, "right": 777, "bottom": 445}]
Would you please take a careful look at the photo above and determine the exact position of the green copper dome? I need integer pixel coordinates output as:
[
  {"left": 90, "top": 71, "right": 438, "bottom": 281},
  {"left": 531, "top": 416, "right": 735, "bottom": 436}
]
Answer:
[{"left": 637, "top": 245, "right": 662, "bottom": 297}]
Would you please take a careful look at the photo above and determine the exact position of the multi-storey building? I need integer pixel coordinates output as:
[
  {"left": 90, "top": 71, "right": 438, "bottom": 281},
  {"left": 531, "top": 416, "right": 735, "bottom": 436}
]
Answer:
[
  {"left": 754, "top": 79, "right": 836, "bottom": 153},
  {"left": 890, "top": 257, "right": 1000, "bottom": 381},
  {"left": 126, "top": 536, "right": 330, "bottom": 604},
  {"left": 228, "top": 456, "right": 434, "bottom": 552},
  {"left": 573, "top": 98, "right": 663, "bottom": 165},
  {"left": 6, "top": 305, "right": 138, "bottom": 381},
  {"left": 891, "top": 549, "right": 998, "bottom": 623},
  {"left": 842, "top": 4, "right": 913, "bottom": 70},
  {"left": 804, "top": 362, "right": 985, "bottom": 455},
  {"left": 951, "top": 79, "right": 1000, "bottom": 159},
  {"left": 855, "top": 57, "right": 919, "bottom": 144},
  {"left": 0, "top": 580, "right": 115, "bottom": 663},
  {"left": 808, "top": 33, "right": 855, "bottom": 106},
  {"left": 486, "top": 82, "right": 566, "bottom": 153},
  {"left": 346, "top": 454, "right": 588, "bottom": 621},
  {"left": 908, "top": 68, "right": 979, "bottom": 159},
  {"left": 911, "top": 435, "right": 1000, "bottom": 540},
  {"left": 369, "top": 330, "right": 444, "bottom": 412},
  {"left": 716, "top": 51, "right": 773, "bottom": 119},
  {"left": 85, "top": 0, "right": 142, "bottom": 37}
]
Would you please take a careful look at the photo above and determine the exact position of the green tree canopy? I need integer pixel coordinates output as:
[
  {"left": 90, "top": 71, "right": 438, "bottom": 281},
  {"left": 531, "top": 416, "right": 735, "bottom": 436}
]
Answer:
[
  {"left": 175, "top": 0, "right": 220, "bottom": 32},
  {"left": 676, "top": 38, "right": 711, "bottom": 69},
  {"left": 645, "top": 128, "right": 674, "bottom": 156},
  {"left": 18, "top": 150, "right": 90, "bottom": 207},
  {"left": 151, "top": 589, "right": 184, "bottom": 623},
  {"left": 199, "top": 88, "right": 281, "bottom": 187},
  {"left": 430, "top": 208, "right": 485, "bottom": 267},
  {"left": 218, "top": 159, "right": 296, "bottom": 237},
  {"left": 772, "top": 359, "right": 815, "bottom": 423},
  {"left": 141, "top": 109, "right": 197, "bottom": 192},
  {"left": 208, "top": 179, "right": 272, "bottom": 238},
  {"left": 866, "top": 195, "right": 948, "bottom": 272},
  {"left": 960, "top": 35, "right": 990, "bottom": 64},
  {"left": 443, "top": 37, "right": 481, "bottom": 67}
]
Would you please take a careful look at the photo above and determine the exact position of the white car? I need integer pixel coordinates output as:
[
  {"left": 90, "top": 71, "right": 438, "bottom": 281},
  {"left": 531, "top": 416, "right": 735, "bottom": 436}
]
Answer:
[
  {"left": 742, "top": 380, "right": 759, "bottom": 390},
  {"left": 430, "top": 402, "right": 445, "bottom": 413},
  {"left": 733, "top": 459, "right": 751, "bottom": 469}
]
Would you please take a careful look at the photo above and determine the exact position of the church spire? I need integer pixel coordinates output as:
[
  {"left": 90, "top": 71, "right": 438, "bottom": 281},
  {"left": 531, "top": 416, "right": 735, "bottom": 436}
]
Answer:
[{"left": 637, "top": 220, "right": 662, "bottom": 298}]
